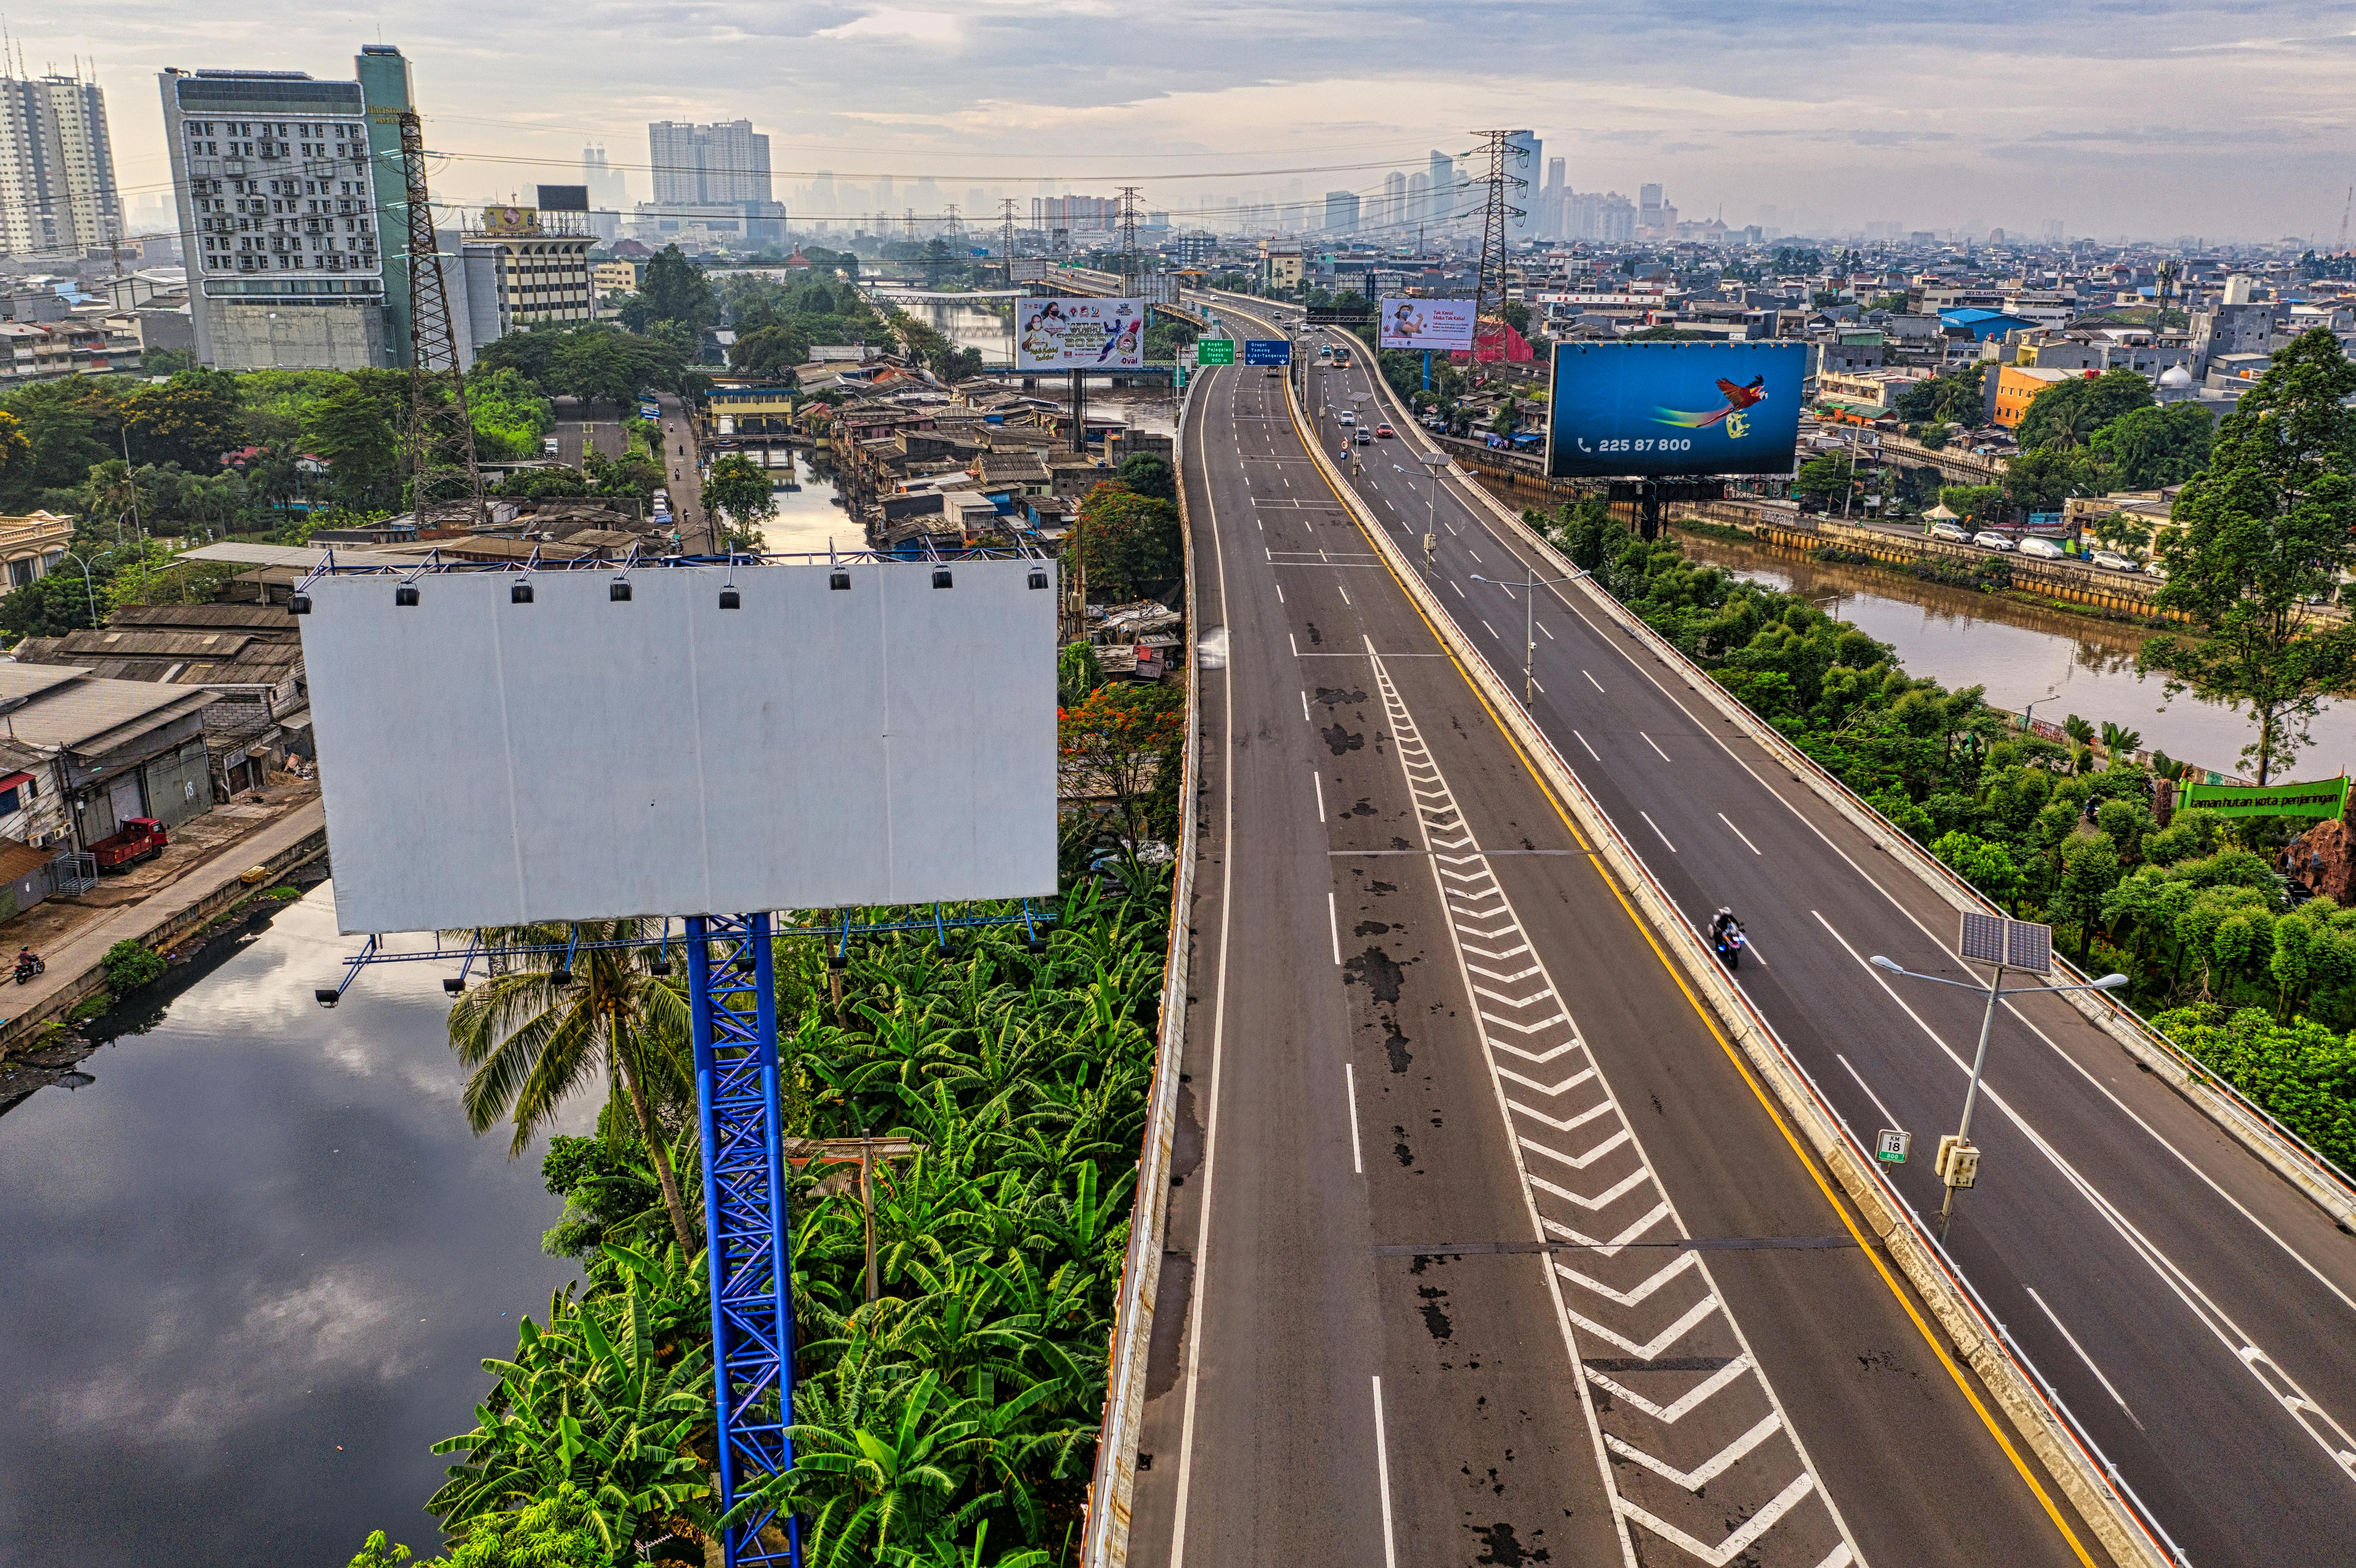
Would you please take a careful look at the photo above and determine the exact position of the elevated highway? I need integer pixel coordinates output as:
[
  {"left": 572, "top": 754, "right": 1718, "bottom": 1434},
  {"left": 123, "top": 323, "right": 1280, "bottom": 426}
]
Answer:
[
  {"left": 1122, "top": 307, "right": 2108, "bottom": 1568},
  {"left": 1178, "top": 288, "right": 2356, "bottom": 1567}
]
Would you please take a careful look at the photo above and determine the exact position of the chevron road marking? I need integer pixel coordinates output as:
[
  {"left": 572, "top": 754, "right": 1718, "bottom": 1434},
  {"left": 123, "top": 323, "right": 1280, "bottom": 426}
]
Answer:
[{"left": 1366, "top": 643, "right": 1862, "bottom": 1568}]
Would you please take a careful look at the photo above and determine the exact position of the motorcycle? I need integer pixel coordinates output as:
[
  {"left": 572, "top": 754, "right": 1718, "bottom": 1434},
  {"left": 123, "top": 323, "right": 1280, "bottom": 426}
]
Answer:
[
  {"left": 13, "top": 951, "right": 44, "bottom": 985},
  {"left": 1712, "top": 921, "right": 1746, "bottom": 972}
]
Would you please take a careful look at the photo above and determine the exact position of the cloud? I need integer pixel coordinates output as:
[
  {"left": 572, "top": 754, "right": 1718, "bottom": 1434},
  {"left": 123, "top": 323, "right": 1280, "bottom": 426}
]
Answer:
[{"left": 815, "top": 7, "right": 963, "bottom": 44}]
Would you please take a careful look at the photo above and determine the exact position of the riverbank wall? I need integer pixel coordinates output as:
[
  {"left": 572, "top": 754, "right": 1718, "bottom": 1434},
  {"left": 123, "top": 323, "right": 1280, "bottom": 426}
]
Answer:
[{"left": 0, "top": 819, "right": 329, "bottom": 1060}]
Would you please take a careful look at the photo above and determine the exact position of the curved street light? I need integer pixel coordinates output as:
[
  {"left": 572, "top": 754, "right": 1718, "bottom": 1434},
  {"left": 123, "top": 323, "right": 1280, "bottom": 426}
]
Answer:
[{"left": 54, "top": 550, "right": 101, "bottom": 629}]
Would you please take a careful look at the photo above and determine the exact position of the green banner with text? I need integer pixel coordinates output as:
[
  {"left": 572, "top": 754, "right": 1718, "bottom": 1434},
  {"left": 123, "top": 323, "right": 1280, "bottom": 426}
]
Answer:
[
  {"left": 1196, "top": 337, "right": 1235, "bottom": 365},
  {"left": 2179, "top": 776, "right": 2350, "bottom": 819}
]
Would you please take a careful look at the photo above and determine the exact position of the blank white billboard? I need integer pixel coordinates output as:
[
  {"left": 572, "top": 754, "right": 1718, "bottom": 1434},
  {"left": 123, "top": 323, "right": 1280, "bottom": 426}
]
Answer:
[{"left": 299, "top": 560, "right": 1058, "bottom": 934}]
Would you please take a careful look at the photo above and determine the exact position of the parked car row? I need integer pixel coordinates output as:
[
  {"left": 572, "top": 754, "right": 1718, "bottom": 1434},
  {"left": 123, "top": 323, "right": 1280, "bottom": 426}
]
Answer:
[{"left": 1923, "top": 522, "right": 2164, "bottom": 576}]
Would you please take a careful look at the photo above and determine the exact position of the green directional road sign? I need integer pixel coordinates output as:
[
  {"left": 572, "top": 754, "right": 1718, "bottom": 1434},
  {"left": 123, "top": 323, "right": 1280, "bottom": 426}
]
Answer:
[{"left": 1197, "top": 337, "right": 1236, "bottom": 365}]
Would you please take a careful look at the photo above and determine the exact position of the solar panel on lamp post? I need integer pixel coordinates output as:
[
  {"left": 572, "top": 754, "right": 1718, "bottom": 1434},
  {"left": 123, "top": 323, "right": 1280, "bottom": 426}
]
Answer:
[{"left": 1871, "top": 914, "right": 2126, "bottom": 1225}]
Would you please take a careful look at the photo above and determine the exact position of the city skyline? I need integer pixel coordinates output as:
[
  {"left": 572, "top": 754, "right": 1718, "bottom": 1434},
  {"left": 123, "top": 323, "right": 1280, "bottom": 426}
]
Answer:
[{"left": 52, "top": 2, "right": 2356, "bottom": 244}]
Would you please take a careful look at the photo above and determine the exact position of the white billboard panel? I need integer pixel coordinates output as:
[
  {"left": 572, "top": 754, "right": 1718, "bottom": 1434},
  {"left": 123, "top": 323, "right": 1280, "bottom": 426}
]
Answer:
[
  {"left": 1016, "top": 296, "right": 1145, "bottom": 371},
  {"left": 1008, "top": 258, "right": 1048, "bottom": 283},
  {"left": 299, "top": 560, "right": 1057, "bottom": 934},
  {"left": 1377, "top": 296, "right": 1478, "bottom": 350}
]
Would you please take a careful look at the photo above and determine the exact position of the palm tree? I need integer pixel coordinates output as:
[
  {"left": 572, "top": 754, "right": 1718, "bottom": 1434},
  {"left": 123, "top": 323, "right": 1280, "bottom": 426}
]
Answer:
[
  {"left": 448, "top": 920, "right": 698, "bottom": 1254},
  {"left": 2041, "top": 397, "right": 2096, "bottom": 451}
]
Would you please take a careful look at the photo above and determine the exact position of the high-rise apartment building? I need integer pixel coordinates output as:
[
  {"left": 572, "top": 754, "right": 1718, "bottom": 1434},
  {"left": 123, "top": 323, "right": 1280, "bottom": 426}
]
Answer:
[
  {"left": 649, "top": 120, "right": 771, "bottom": 205},
  {"left": 1427, "top": 150, "right": 1455, "bottom": 226},
  {"left": 1541, "top": 156, "right": 1567, "bottom": 240},
  {"left": 1380, "top": 171, "right": 1406, "bottom": 236},
  {"left": 0, "top": 69, "right": 120, "bottom": 258},
  {"left": 1324, "top": 190, "right": 1360, "bottom": 234},
  {"left": 159, "top": 63, "right": 390, "bottom": 370}
]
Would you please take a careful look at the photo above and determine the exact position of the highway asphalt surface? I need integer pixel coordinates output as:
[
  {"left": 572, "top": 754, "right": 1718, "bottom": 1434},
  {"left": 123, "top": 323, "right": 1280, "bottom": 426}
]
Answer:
[
  {"left": 1236, "top": 299, "right": 2356, "bottom": 1566},
  {"left": 1124, "top": 340, "right": 2103, "bottom": 1568}
]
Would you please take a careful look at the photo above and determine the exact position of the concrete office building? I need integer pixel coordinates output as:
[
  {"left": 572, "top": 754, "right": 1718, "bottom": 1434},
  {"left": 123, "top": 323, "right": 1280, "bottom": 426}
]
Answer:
[
  {"left": 1324, "top": 190, "right": 1360, "bottom": 234},
  {"left": 353, "top": 44, "right": 415, "bottom": 366},
  {"left": 0, "top": 69, "right": 120, "bottom": 259},
  {"left": 159, "top": 63, "right": 390, "bottom": 370}
]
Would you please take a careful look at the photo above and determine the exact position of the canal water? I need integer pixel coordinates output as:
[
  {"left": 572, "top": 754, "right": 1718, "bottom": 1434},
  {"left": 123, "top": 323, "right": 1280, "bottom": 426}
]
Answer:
[
  {"left": 0, "top": 883, "right": 583, "bottom": 1568},
  {"left": 1671, "top": 529, "right": 2356, "bottom": 779}
]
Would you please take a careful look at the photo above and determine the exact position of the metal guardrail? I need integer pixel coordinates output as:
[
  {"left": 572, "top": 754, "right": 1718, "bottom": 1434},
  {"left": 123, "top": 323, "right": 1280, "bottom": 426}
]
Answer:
[{"left": 1079, "top": 369, "right": 1202, "bottom": 1568}]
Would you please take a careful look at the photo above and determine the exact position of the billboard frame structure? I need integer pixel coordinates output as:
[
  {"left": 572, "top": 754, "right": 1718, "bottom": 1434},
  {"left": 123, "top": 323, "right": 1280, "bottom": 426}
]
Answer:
[{"left": 295, "top": 545, "right": 1057, "bottom": 1568}]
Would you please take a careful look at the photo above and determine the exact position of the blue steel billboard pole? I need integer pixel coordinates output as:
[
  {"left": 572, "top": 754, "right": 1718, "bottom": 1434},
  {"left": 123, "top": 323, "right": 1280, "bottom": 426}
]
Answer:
[{"left": 687, "top": 912, "right": 803, "bottom": 1568}]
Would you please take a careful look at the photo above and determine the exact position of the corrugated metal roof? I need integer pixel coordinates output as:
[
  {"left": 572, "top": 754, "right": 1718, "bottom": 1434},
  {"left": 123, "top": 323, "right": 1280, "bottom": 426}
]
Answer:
[{"left": 0, "top": 664, "right": 217, "bottom": 752}]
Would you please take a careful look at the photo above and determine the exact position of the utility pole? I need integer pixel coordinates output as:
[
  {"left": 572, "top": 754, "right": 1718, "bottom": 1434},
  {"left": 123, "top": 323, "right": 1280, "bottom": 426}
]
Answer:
[
  {"left": 999, "top": 197, "right": 1018, "bottom": 273},
  {"left": 1467, "top": 130, "right": 1526, "bottom": 370},
  {"left": 1472, "top": 562, "right": 1587, "bottom": 703},
  {"left": 397, "top": 110, "right": 482, "bottom": 526}
]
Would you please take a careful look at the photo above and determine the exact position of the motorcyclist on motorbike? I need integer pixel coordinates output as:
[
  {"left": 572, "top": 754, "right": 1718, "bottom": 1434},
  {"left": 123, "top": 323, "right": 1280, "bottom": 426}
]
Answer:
[
  {"left": 14, "top": 946, "right": 42, "bottom": 983},
  {"left": 1709, "top": 909, "right": 1745, "bottom": 970}
]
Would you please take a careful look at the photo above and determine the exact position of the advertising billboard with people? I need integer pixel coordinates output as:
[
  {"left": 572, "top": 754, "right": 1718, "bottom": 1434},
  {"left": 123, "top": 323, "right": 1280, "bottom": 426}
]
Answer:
[
  {"left": 1015, "top": 297, "right": 1146, "bottom": 371},
  {"left": 1545, "top": 341, "right": 1806, "bottom": 478},
  {"left": 1377, "top": 296, "right": 1478, "bottom": 350}
]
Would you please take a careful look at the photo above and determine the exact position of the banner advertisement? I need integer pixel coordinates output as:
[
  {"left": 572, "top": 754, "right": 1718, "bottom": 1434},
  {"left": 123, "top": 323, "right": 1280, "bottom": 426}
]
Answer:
[
  {"left": 2179, "top": 777, "right": 2349, "bottom": 819},
  {"left": 1016, "top": 297, "right": 1146, "bottom": 371},
  {"left": 1377, "top": 296, "right": 1478, "bottom": 350},
  {"left": 1545, "top": 341, "right": 1806, "bottom": 479}
]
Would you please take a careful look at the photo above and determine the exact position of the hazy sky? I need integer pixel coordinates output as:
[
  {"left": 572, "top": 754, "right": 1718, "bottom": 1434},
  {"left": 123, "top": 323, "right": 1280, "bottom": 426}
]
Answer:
[{"left": 62, "top": 2, "right": 2356, "bottom": 242}]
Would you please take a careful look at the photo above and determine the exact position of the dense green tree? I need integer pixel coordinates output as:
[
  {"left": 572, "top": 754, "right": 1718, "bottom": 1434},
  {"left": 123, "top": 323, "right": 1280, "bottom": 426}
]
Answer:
[
  {"left": 122, "top": 371, "right": 247, "bottom": 470},
  {"left": 2142, "top": 328, "right": 2356, "bottom": 782},
  {"left": 2000, "top": 446, "right": 2096, "bottom": 515},
  {"left": 700, "top": 453, "right": 775, "bottom": 540},
  {"left": 2088, "top": 402, "right": 2213, "bottom": 489},
  {"left": 0, "top": 376, "right": 117, "bottom": 504},
  {"left": 2014, "top": 367, "right": 2154, "bottom": 454},
  {"left": 729, "top": 323, "right": 809, "bottom": 381},
  {"left": 299, "top": 380, "right": 402, "bottom": 510},
  {"left": 1794, "top": 450, "right": 1855, "bottom": 502},
  {"left": 1116, "top": 452, "right": 1175, "bottom": 502},
  {"left": 1068, "top": 481, "right": 1181, "bottom": 602},
  {"left": 621, "top": 245, "right": 718, "bottom": 339},
  {"left": 1893, "top": 365, "right": 1985, "bottom": 426}
]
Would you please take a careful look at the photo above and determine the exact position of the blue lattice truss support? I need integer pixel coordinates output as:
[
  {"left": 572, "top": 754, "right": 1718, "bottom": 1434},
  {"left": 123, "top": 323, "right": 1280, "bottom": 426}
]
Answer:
[{"left": 688, "top": 913, "right": 802, "bottom": 1568}]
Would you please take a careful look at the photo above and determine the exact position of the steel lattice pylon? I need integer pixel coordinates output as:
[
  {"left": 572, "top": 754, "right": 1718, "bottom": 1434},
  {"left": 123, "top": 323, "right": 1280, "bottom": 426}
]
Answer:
[
  {"left": 396, "top": 110, "right": 482, "bottom": 525},
  {"left": 687, "top": 913, "right": 802, "bottom": 1568},
  {"left": 1467, "top": 130, "right": 1528, "bottom": 366}
]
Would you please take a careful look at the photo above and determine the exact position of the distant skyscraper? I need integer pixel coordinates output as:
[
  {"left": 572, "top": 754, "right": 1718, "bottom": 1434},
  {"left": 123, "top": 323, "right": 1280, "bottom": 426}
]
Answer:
[
  {"left": 1324, "top": 189, "right": 1360, "bottom": 234},
  {"left": 1542, "top": 156, "right": 1567, "bottom": 240},
  {"left": 1428, "top": 150, "right": 1455, "bottom": 227},
  {"left": 1381, "top": 170, "right": 1406, "bottom": 235},
  {"left": 1505, "top": 130, "right": 1539, "bottom": 240},
  {"left": 581, "top": 145, "right": 627, "bottom": 240},
  {"left": 1406, "top": 172, "right": 1431, "bottom": 239},
  {"left": 648, "top": 119, "right": 772, "bottom": 205},
  {"left": 0, "top": 68, "right": 120, "bottom": 257}
]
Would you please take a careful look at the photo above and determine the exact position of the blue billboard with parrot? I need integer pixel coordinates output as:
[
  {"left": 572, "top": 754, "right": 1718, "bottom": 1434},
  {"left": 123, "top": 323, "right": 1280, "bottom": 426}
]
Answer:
[{"left": 1545, "top": 341, "right": 1806, "bottom": 479}]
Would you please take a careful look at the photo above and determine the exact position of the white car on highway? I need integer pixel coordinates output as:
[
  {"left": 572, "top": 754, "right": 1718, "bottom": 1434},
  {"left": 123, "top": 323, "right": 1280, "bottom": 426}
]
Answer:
[
  {"left": 1972, "top": 531, "right": 2016, "bottom": 551},
  {"left": 1337, "top": 411, "right": 1355, "bottom": 426},
  {"left": 1928, "top": 522, "right": 1970, "bottom": 543},
  {"left": 2017, "top": 536, "right": 2066, "bottom": 559},
  {"left": 2090, "top": 550, "right": 2138, "bottom": 571}
]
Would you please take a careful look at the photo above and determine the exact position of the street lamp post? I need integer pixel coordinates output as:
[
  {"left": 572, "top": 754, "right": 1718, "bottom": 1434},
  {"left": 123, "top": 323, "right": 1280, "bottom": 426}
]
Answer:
[
  {"left": 1472, "top": 561, "right": 1588, "bottom": 704},
  {"left": 55, "top": 551, "right": 101, "bottom": 629},
  {"left": 1869, "top": 933, "right": 2125, "bottom": 1225}
]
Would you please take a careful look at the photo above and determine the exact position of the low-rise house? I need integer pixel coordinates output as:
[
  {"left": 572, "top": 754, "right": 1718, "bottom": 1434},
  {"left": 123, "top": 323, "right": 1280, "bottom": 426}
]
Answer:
[
  {"left": 11, "top": 602, "right": 308, "bottom": 797},
  {"left": 0, "top": 663, "right": 218, "bottom": 847}
]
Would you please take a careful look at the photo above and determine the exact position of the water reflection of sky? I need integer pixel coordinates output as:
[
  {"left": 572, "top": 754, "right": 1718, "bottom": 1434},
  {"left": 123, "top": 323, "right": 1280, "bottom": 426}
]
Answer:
[
  {"left": 0, "top": 886, "right": 584, "bottom": 1568},
  {"left": 1679, "top": 534, "right": 2356, "bottom": 778}
]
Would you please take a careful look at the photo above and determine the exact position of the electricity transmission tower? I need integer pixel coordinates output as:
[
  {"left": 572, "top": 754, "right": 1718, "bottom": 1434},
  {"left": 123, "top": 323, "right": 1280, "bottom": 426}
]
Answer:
[
  {"left": 1117, "top": 185, "right": 1142, "bottom": 292},
  {"left": 1466, "top": 130, "right": 1528, "bottom": 366},
  {"left": 397, "top": 110, "right": 481, "bottom": 525},
  {"left": 943, "top": 202, "right": 962, "bottom": 240},
  {"left": 999, "top": 197, "right": 1018, "bottom": 263}
]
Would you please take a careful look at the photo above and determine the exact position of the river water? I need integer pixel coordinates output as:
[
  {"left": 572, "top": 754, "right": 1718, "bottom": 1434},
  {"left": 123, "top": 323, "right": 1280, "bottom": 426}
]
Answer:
[
  {"left": 0, "top": 884, "right": 583, "bottom": 1568},
  {"left": 1671, "top": 529, "right": 2356, "bottom": 780}
]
